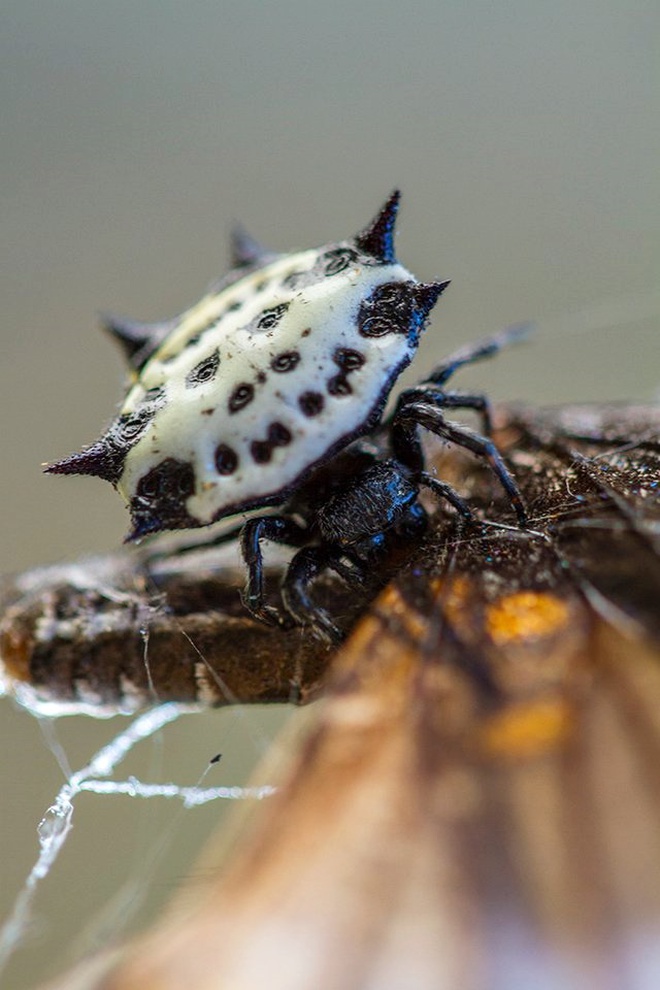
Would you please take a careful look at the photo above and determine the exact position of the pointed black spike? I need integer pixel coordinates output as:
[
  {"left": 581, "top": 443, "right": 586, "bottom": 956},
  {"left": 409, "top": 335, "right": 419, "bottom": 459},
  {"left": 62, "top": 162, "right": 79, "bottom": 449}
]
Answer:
[
  {"left": 229, "top": 223, "right": 275, "bottom": 269},
  {"left": 100, "top": 313, "right": 174, "bottom": 371},
  {"left": 100, "top": 313, "right": 158, "bottom": 356},
  {"left": 354, "top": 190, "right": 401, "bottom": 264},
  {"left": 414, "top": 280, "right": 451, "bottom": 320},
  {"left": 44, "top": 439, "right": 124, "bottom": 484}
]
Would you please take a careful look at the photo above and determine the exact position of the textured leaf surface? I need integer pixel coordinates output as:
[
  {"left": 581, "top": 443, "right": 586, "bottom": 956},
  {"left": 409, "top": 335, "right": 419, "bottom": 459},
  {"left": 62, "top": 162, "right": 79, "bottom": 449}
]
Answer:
[{"left": 3, "top": 403, "right": 660, "bottom": 989}]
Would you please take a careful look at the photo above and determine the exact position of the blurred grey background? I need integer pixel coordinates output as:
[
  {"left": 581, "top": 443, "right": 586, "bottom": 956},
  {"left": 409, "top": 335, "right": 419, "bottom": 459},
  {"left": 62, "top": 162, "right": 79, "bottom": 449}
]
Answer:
[{"left": 1, "top": 2, "right": 658, "bottom": 987}]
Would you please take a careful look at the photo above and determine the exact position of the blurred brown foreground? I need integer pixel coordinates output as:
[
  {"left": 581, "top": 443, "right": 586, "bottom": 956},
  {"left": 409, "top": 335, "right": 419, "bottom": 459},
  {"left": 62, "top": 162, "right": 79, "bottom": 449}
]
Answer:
[{"left": 2, "top": 402, "right": 660, "bottom": 990}]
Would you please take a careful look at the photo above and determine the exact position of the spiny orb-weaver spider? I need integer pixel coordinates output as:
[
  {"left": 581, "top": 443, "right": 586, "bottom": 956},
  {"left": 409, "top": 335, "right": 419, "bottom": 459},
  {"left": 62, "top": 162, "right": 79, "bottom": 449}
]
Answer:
[{"left": 47, "top": 192, "right": 526, "bottom": 642}]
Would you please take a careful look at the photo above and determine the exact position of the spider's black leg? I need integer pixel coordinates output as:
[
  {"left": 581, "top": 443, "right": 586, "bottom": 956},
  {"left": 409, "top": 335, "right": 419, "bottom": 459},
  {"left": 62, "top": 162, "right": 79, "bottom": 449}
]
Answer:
[
  {"left": 417, "top": 472, "right": 474, "bottom": 521},
  {"left": 281, "top": 545, "right": 348, "bottom": 645},
  {"left": 394, "top": 386, "right": 494, "bottom": 435},
  {"left": 386, "top": 324, "right": 531, "bottom": 439},
  {"left": 419, "top": 322, "right": 531, "bottom": 388},
  {"left": 240, "top": 515, "right": 308, "bottom": 626},
  {"left": 393, "top": 402, "right": 527, "bottom": 525},
  {"left": 322, "top": 553, "right": 367, "bottom": 589},
  {"left": 390, "top": 405, "right": 425, "bottom": 473}
]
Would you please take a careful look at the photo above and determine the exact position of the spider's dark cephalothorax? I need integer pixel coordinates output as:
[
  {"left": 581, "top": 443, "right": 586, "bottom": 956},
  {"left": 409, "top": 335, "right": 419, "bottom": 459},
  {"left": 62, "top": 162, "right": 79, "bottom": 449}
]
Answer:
[{"left": 47, "top": 192, "right": 526, "bottom": 642}]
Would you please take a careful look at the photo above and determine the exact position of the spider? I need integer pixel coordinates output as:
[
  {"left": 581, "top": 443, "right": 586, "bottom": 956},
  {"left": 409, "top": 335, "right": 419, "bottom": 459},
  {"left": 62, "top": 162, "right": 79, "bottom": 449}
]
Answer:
[{"left": 47, "top": 192, "right": 526, "bottom": 643}]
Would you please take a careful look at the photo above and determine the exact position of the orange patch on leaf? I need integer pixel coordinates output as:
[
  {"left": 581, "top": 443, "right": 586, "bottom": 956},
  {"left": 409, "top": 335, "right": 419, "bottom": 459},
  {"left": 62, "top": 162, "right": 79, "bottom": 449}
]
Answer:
[
  {"left": 479, "top": 697, "right": 574, "bottom": 760},
  {"left": 486, "top": 591, "right": 570, "bottom": 645}
]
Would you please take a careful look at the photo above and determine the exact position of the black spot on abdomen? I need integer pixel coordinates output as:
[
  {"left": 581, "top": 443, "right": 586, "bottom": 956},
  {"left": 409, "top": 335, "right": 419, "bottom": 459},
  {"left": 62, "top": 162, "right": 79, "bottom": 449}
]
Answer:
[
  {"left": 137, "top": 458, "right": 195, "bottom": 501},
  {"left": 228, "top": 382, "right": 255, "bottom": 413},
  {"left": 215, "top": 444, "right": 239, "bottom": 475},
  {"left": 130, "top": 458, "right": 197, "bottom": 536},
  {"left": 186, "top": 349, "right": 220, "bottom": 388},
  {"left": 249, "top": 421, "right": 293, "bottom": 464},
  {"left": 327, "top": 375, "right": 352, "bottom": 396},
  {"left": 333, "top": 347, "right": 365, "bottom": 370},
  {"left": 271, "top": 350, "right": 300, "bottom": 373},
  {"left": 358, "top": 282, "right": 414, "bottom": 337},
  {"left": 323, "top": 247, "right": 358, "bottom": 276},
  {"left": 298, "top": 391, "right": 324, "bottom": 417},
  {"left": 250, "top": 440, "right": 272, "bottom": 464},
  {"left": 268, "top": 421, "right": 292, "bottom": 446},
  {"left": 327, "top": 347, "right": 364, "bottom": 397},
  {"left": 257, "top": 302, "right": 290, "bottom": 331}
]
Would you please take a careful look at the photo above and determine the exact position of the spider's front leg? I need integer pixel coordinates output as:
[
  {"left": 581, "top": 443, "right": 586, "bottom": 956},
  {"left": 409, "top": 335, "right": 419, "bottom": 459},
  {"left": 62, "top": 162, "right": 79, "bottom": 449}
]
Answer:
[
  {"left": 388, "top": 324, "right": 532, "bottom": 441},
  {"left": 391, "top": 399, "right": 527, "bottom": 525},
  {"left": 420, "top": 322, "right": 531, "bottom": 388},
  {"left": 281, "top": 545, "right": 354, "bottom": 645},
  {"left": 240, "top": 515, "right": 308, "bottom": 626},
  {"left": 395, "top": 385, "right": 495, "bottom": 436}
]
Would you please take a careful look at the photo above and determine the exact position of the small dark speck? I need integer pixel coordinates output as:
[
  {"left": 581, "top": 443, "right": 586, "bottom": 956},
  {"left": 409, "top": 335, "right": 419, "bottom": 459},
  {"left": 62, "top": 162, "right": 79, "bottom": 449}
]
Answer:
[
  {"left": 210, "top": 753, "right": 222, "bottom": 764},
  {"left": 201, "top": 407, "right": 216, "bottom": 416},
  {"left": 301, "top": 327, "right": 312, "bottom": 337},
  {"left": 227, "top": 301, "right": 242, "bottom": 312},
  {"left": 256, "top": 371, "right": 267, "bottom": 384}
]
